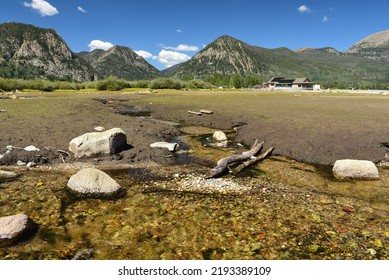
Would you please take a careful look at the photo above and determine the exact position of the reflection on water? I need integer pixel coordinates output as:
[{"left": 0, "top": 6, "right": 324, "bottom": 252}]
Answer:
[{"left": 0, "top": 127, "right": 388, "bottom": 260}]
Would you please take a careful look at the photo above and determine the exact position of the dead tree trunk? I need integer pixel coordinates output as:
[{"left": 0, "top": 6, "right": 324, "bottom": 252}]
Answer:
[{"left": 206, "top": 140, "right": 267, "bottom": 178}]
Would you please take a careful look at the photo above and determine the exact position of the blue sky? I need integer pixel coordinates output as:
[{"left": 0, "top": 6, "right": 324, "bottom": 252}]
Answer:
[{"left": 1, "top": 0, "right": 389, "bottom": 70}]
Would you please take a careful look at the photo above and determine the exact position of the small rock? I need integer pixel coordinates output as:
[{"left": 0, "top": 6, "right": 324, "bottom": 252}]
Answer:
[
  {"left": 342, "top": 205, "right": 354, "bottom": 213},
  {"left": 210, "top": 140, "right": 228, "bottom": 148},
  {"left": 24, "top": 145, "right": 40, "bottom": 152},
  {"left": 16, "top": 160, "right": 26, "bottom": 166},
  {"left": 367, "top": 248, "right": 377, "bottom": 256},
  {"left": 320, "top": 198, "right": 334, "bottom": 205},
  {"left": 150, "top": 142, "right": 179, "bottom": 152},
  {"left": 0, "top": 213, "right": 37, "bottom": 247},
  {"left": 213, "top": 131, "right": 227, "bottom": 141},
  {"left": 72, "top": 248, "right": 95, "bottom": 260},
  {"left": 0, "top": 170, "right": 19, "bottom": 180},
  {"left": 333, "top": 159, "right": 379, "bottom": 179},
  {"left": 67, "top": 168, "right": 124, "bottom": 198},
  {"left": 94, "top": 126, "right": 105, "bottom": 132},
  {"left": 6, "top": 145, "right": 13, "bottom": 151},
  {"left": 27, "top": 162, "right": 36, "bottom": 168}
]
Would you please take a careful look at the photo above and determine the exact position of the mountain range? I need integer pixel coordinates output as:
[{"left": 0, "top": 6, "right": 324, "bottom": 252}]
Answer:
[{"left": 1, "top": 22, "right": 389, "bottom": 86}]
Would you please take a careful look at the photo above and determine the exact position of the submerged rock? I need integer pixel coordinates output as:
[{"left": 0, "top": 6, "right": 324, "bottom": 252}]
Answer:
[
  {"left": 0, "top": 170, "right": 19, "bottom": 181},
  {"left": 0, "top": 213, "right": 37, "bottom": 247},
  {"left": 332, "top": 159, "right": 379, "bottom": 179},
  {"left": 67, "top": 168, "right": 124, "bottom": 198},
  {"left": 72, "top": 248, "right": 95, "bottom": 260},
  {"left": 69, "top": 128, "right": 127, "bottom": 158}
]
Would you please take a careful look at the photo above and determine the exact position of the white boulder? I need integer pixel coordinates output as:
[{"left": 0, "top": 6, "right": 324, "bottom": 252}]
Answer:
[
  {"left": 69, "top": 128, "right": 127, "bottom": 158},
  {"left": 213, "top": 131, "right": 227, "bottom": 141},
  {"left": 333, "top": 159, "right": 379, "bottom": 179},
  {"left": 150, "top": 142, "right": 179, "bottom": 152},
  {"left": 67, "top": 168, "right": 124, "bottom": 198}
]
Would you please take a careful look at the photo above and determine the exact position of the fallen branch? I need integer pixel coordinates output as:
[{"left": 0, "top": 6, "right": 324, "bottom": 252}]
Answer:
[
  {"left": 188, "top": 110, "right": 202, "bottom": 115},
  {"left": 233, "top": 147, "right": 274, "bottom": 174},
  {"left": 206, "top": 140, "right": 264, "bottom": 178}
]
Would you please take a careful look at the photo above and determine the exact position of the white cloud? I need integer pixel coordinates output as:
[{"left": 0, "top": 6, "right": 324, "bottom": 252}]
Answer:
[
  {"left": 176, "top": 29, "right": 183, "bottom": 33},
  {"left": 164, "top": 44, "right": 199, "bottom": 52},
  {"left": 135, "top": 50, "right": 157, "bottom": 60},
  {"left": 77, "top": 6, "right": 87, "bottom": 13},
  {"left": 88, "top": 40, "right": 114, "bottom": 51},
  {"left": 322, "top": 15, "right": 329, "bottom": 22},
  {"left": 297, "top": 5, "right": 311, "bottom": 13},
  {"left": 158, "top": 50, "right": 191, "bottom": 68},
  {"left": 23, "top": 0, "right": 58, "bottom": 16}
]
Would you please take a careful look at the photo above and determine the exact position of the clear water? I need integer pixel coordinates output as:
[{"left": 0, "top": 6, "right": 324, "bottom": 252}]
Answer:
[{"left": 0, "top": 127, "right": 388, "bottom": 260}]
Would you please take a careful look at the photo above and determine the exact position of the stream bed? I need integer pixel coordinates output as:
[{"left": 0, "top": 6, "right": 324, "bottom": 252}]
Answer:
[{"left": 0, "top": 127, "right": 388, "bottom": 260}]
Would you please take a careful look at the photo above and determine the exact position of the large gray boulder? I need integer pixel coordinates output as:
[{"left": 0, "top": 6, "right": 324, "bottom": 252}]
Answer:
[
  {"left": 0, "top": 213, "right": 37, "bottom": 247},
  {"left": 333, "top": 159, "right": 379, "bottom": 179},
  {"left": 69, "top": 128, "right": 127, "bottom": 158},
  {"left": 67, "top": 168, "right": 124, "bottom": 198}
]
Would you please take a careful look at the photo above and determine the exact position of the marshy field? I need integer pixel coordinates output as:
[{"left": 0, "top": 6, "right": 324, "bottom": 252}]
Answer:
[{"left": 0, "top": 89, "right": 388, "bottom": 259}]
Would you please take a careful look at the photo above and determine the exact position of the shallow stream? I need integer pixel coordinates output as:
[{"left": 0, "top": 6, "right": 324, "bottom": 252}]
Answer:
[{"left": 0, "top": 126, "right": 388, "bottom": 259}]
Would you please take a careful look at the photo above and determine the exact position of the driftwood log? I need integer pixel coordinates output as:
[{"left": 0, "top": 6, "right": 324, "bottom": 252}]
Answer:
[{"left": 206, "top": 140, "right": 273, "bottom": 178}]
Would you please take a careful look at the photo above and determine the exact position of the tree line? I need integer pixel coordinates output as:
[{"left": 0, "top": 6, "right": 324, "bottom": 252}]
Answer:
[
  {"left": 1, "top": 75, "right": 387, "bottom": 92},
  {"left": 0, "top": 74, "right": 262, "bottom": 92}
]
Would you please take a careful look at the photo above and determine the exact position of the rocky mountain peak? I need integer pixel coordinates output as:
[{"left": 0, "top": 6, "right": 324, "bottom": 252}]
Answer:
[
  {"left": 78, "top": 45, "right": 159, "bottom": 80},
  {"left": 348, "top": 30, "right": 389, "bottom": 51},
  {"left": 0, "top": 22, "right": 92, "bottom": 81},
  {"left": 347, "top": 30, "right": 389, "bottom": 61}
]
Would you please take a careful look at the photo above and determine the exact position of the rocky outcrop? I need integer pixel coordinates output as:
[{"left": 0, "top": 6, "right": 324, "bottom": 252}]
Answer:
[
  {"left": 332, "top": 159, "right": 379, "bottom": 179},
  {"left": 0, "top": 22, "right": 93, "bottom": 81},
  {"left": 69, "top": 128, "right": 127, "bottom": 158},
  {"left": 0, "top": 213, "right": 37, "bottom": 247},
  {"left": 347, "top": 30, "right": 389, "bottom": 61},
  {"left": 67, "top": 168, "right": 124, "bottom": 198}
]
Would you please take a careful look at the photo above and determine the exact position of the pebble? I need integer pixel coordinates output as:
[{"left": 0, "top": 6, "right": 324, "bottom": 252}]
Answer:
[
  {"left": 16, "top": 160, "right": 26, "bottom": 166},
  {"left": 162, "top": 173, "right": 254, "bottom": 194},
  {"left": 343, "top": 205, "right": 354, "bottom": 213},
  {"left": 94, "top": 126, "right": 105, "bottom": 132}
]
